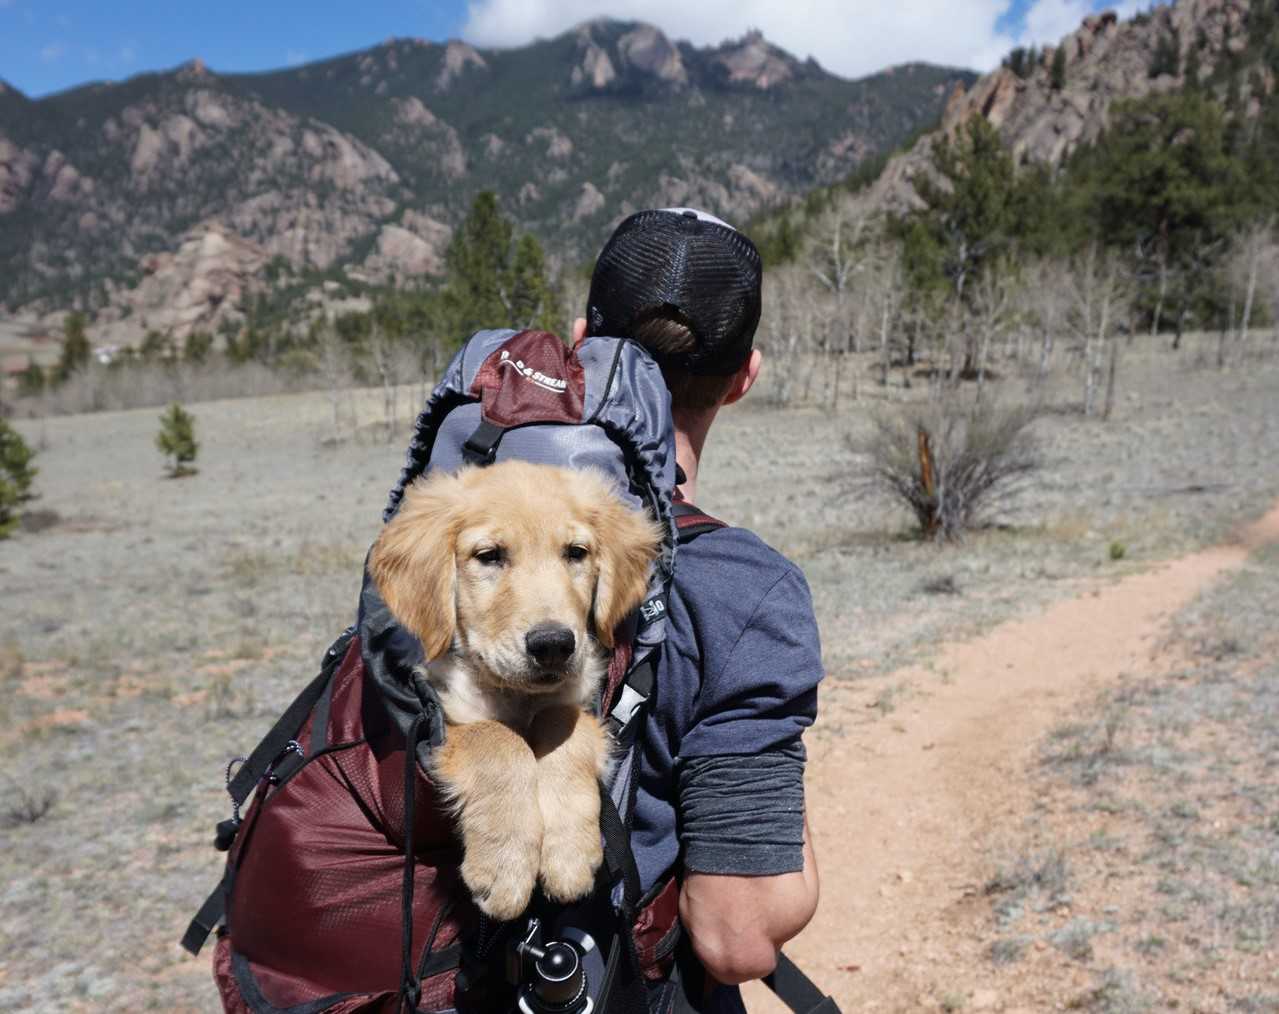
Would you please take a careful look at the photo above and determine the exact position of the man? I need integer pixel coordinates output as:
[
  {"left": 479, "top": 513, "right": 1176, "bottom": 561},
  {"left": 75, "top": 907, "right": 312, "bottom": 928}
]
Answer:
[{"left": 579, "top": 208, "right": 823, "bottom": 1010}]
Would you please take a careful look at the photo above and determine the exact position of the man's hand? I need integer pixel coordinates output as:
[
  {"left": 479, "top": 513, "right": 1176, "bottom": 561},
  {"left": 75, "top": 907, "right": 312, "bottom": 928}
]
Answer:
[{"left": 677, "top": 817, "right": 819, "bottom": 985}]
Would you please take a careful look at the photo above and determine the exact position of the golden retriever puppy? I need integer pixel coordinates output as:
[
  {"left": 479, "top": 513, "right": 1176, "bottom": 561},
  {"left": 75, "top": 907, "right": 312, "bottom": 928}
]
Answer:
[{"left": 369, "top": 460, "right": 661, "bottom": 919}]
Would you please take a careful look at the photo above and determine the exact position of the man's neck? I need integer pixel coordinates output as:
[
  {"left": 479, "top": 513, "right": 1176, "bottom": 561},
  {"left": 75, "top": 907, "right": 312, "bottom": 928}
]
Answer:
[{"left": 673, "top": 408, "right": 716, "bottom": 505}]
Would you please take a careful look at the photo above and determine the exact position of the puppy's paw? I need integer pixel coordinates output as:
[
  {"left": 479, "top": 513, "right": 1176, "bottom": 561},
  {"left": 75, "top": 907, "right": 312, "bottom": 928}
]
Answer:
[
  {"left": 463, "top": 836, "right": 540, "bottom": 920},
  {"left": 538, "top": 822, "right": 604, "bottom": 904}
]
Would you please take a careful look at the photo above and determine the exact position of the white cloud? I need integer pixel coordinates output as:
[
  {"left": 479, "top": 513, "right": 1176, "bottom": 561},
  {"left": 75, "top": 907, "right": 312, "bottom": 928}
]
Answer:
[
  {"left": 39, "top": 41, "right": 66, "bottom": 63},
  {"left": 286, "top": 48, "right": 308, "bottom": 66},
  {"left": 461, "top": 0, "right": 1131, "bottom": 79},
  {"left": 119, "top": 43, "right": 137, "bottom": 65}
]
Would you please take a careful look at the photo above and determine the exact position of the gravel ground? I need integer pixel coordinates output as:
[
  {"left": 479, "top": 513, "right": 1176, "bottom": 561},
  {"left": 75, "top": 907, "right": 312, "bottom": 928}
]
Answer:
[{"left": 1, "top": 334, "right": 1277, "bottom": 1011}]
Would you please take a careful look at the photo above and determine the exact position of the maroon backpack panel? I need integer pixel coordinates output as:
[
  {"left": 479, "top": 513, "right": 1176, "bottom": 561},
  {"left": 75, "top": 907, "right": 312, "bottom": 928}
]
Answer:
[{"left": 220, "top": 639, "right": 473, "bottom": 1011}]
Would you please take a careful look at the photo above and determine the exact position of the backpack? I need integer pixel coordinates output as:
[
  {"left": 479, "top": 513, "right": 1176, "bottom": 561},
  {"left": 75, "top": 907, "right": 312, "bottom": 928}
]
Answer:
[{"left": 183, "top": 328, "right": 839, "bottom": 1014}]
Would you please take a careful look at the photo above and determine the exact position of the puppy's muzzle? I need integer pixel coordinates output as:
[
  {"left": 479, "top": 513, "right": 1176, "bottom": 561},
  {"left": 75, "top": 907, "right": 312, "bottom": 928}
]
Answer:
[{"left": 525, "top": 623, "right": 576, "bottom": 677}]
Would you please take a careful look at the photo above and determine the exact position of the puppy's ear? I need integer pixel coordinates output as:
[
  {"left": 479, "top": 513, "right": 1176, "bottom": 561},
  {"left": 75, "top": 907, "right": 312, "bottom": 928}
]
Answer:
[
  {"left": 590, "top": 496, "right": 662, "bottom": 648},
  {"left": 369, "top": 475, "right": 460, "bottom": 661}
]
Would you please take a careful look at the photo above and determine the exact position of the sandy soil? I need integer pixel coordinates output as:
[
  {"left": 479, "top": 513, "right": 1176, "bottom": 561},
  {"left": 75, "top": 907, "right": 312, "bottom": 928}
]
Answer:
[{"left": 743, "top": 501, "right": 1279, "bottom": 1014}]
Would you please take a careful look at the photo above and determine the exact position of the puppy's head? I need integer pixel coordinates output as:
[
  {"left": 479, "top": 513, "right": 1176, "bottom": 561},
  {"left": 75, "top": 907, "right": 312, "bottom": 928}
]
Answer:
[{"left": 369, "top": 460, "right": 661, "bottom": 697}]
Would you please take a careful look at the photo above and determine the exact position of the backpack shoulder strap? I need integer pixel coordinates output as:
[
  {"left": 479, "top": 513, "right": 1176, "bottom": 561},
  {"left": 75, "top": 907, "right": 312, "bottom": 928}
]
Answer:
[{"left": 673, "top": 499, "right": 727, "bottom": 543}]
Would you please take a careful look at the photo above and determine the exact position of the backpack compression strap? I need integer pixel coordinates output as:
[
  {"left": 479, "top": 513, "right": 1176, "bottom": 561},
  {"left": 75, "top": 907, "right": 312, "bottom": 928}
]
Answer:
[{"left": 181, "top": 627, "right": 356, "bottom": 956}]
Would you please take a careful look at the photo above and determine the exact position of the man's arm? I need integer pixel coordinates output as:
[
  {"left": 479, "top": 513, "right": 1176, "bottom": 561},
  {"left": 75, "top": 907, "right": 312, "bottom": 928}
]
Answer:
[{"left": 678, "top": 817, "right": 819, "bottom": 985}]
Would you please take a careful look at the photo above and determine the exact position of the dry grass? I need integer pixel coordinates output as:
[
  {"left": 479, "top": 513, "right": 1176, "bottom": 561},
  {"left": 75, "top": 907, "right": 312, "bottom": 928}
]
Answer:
[{"left": 976, "top": 541, "right": 1279, "bottom": 1010}]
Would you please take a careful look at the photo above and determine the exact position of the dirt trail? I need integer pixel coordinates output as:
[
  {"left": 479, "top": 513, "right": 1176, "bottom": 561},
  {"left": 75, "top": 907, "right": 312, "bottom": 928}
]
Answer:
[{"left": 743, "top": 501, "right": 1279, "bottom": 1013}]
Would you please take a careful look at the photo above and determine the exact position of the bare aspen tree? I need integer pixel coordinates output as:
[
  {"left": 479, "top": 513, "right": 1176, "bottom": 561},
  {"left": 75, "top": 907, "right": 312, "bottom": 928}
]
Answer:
[
  {"left": 861, "top": 242, "right": 903, "bottom": 389},
  {"left": 366, "top": 321, "right": 399, "bottom": 443},
  {"left": 760, "top": 269, "right": 808, "bottom": 406},
  {"left": 1035, "top": 263, "right": 1068, "bottom": 386},
  {"left": 810, "top": 211, "right": 863, "bottom": 354},
  {"left": 314, "top": 318, "right": 348, "bottom": 444},
  {"left": 969, "top": 262, "right": 1015, "bottom": 405},
  {"left": 1102, "top": 319, "right": 1124, "bottom": 421},
  {"left": 1230, "top": 217, "right": 1275, "bottom": 355},
  {"left": 1065, "top": 244, "right": 1128, "bottom": 418}
]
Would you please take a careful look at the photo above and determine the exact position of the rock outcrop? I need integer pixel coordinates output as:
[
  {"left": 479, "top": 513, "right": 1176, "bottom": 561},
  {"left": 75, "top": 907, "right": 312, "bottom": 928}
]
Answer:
[
  {"left": 362, "top": 211, "right": 451, "bottom": 281},
  {"left": 436, "top": 40, "right": 487, "bottom": 92},
  {"left": 617, "top": 26, "right": 688, "bottom": 86},
  {"left": 94, "top": 224, "right": 269, "bottom": 344},
  {"left": 712, "top": 31, "right": 798, "bottom": 90},
  {"left": 862, "top": 0, "right": 1257, "bottom": 215}
]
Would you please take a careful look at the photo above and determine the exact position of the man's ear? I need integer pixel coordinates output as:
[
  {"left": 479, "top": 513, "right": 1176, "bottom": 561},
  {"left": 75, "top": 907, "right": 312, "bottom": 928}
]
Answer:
[
  {"left": 590, "top": 496, "right": 662, "bottom": 648},
  {"left": 369, "top": 476, "right": 459, "bottom": 661},
  {"left": 722, "top": 348, "right": 762, "bottom": 406}
]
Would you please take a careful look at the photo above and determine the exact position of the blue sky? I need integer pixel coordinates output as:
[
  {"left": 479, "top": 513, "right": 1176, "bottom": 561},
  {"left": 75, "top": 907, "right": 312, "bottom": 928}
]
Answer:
[{"left": 1, "top": 0, "right": 1147, "bottom": 98}]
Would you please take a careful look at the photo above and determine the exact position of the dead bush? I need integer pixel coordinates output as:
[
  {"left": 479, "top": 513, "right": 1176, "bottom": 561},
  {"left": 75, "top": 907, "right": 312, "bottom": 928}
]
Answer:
[
  {"left": 2, "top": 777, "right": 57, "bottom": 828},
  {"left": 854, "top": 395, "right": 1039, "bottom": 540}
]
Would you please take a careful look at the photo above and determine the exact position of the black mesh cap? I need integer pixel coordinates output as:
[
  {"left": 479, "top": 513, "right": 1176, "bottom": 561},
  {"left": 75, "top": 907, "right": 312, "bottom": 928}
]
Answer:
[{"left": 587, "top": 208, "right": 762, "bottom": 376}]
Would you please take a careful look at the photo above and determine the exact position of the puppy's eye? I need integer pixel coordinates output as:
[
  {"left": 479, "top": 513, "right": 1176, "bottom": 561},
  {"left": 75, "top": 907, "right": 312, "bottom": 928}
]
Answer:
[
  {"left": 474, "top": 546, "right": 505, "bottom": 566},
  {"left": 564, "top": 544, "right": 589, "bottom": 562}
]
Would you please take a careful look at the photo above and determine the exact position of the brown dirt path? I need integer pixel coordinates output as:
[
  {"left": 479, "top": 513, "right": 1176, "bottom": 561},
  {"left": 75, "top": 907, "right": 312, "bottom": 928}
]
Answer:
[{"left": 743, "top": 501, "right": 1279, "bottom": 1013}]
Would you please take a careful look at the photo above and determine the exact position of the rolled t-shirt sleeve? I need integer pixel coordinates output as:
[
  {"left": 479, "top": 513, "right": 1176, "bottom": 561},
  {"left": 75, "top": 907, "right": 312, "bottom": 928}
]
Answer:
[{"left": 678, "top": 566, "right": 822, "bottom": 759}]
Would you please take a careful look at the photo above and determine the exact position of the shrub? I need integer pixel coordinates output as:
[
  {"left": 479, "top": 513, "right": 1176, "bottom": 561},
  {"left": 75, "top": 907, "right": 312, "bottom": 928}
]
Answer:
[
  {"left": 855, "top": 397, "right": 1039, "bottom": 540},
  {"left": 1109, "top": 540, "right": 1127, "bottom": 561},
  {"left": 156, "top": 402, "right": 199, "bottom": 477},
  {"left": 0, "top": 418, "right": 38, "bottom": 539},
  {"left": 2, "top": 779, "right": 57, "bottom": 828},
  {"left": 53, "top": 310, "right": 91, "bottom": 384}
]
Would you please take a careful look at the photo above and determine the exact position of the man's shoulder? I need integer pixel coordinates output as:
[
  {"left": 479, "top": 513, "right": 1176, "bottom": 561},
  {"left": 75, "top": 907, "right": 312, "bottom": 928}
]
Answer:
[{"left": 673, "top": 521, "right": 810, "bottom": 613}]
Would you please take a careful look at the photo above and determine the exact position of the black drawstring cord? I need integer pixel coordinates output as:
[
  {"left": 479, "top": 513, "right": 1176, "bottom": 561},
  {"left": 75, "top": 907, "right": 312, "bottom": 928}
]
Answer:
[{"left": 398, "top": 712, "right": 429, "bottom": 1014}]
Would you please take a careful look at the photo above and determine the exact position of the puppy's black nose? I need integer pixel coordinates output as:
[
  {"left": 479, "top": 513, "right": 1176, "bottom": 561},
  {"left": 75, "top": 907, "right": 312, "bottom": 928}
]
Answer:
[{"left": 526, "top": 623, "right": 575, "bottom": 668}]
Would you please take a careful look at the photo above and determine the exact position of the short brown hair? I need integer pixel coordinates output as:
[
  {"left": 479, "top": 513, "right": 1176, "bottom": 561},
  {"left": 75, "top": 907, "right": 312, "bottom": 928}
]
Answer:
[{"left": 631, "top": 314, "right": 736, "bottom": 412}]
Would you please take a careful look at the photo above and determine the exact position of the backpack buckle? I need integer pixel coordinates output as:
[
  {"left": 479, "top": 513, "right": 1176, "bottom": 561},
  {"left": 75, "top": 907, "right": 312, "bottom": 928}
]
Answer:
[{"left": 462, "top": 419, "right": 506, "bottom": 465}]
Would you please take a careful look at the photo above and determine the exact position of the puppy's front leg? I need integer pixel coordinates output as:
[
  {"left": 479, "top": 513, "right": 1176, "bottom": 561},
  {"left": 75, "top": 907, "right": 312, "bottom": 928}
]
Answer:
[
  {"left": 432, "top": 720, "right": 542, "bottom": 920},
  {"left": 528, "top": 706, "right": 610, "bottom": 903}
]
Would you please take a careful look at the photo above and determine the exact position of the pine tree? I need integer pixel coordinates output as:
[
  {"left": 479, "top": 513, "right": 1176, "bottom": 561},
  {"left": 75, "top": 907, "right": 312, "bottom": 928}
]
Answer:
[
  {"left": 156, "top": 402, "right": 199, "bottom": 477},
  {"left": 440, "top": 191, "right": 516, "bottom": 337},
  {"left": 437, "top": 191, "right": 563, "bottom": 341},
  {"left": 185, "top": 331, "right": 214, "bottom": 364},
  {"left": 509, "top": 233, "right": 562, "bottom": 333},
  {"left": 1148, "top": 30, "right": 1181, "bottom": 78},
  {"left": 911, "top": 117, "right": 1020, "bottom": 304},
  {"left": 54, "top": 311, "right": 91, "bottom": 383},
  {"left": 0, "top": 417, "right": 37, "bottom": 539},
  {"left": 1050, "top": 46, "right": 1067, "bottom": 90}
]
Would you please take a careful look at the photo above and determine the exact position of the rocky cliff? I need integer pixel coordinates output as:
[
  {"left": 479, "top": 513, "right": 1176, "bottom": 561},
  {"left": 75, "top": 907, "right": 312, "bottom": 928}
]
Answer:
[{"left": 864, "top": 0, "right": 1258, "bottom": 215}]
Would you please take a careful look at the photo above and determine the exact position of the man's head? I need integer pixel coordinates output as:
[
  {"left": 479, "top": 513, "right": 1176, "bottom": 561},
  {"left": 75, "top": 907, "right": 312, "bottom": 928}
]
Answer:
[{"left": 585, "top": 208, "right": 763, "bottom": 413}]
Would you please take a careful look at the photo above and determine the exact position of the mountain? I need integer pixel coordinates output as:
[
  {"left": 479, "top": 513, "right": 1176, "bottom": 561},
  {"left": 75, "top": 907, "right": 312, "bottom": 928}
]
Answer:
[
  {"left": 863, "top": 0, "right": 1258, "bottom": 214},
  {"left": 0, "top": 22, "right": 973, "bottom": 339}
]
